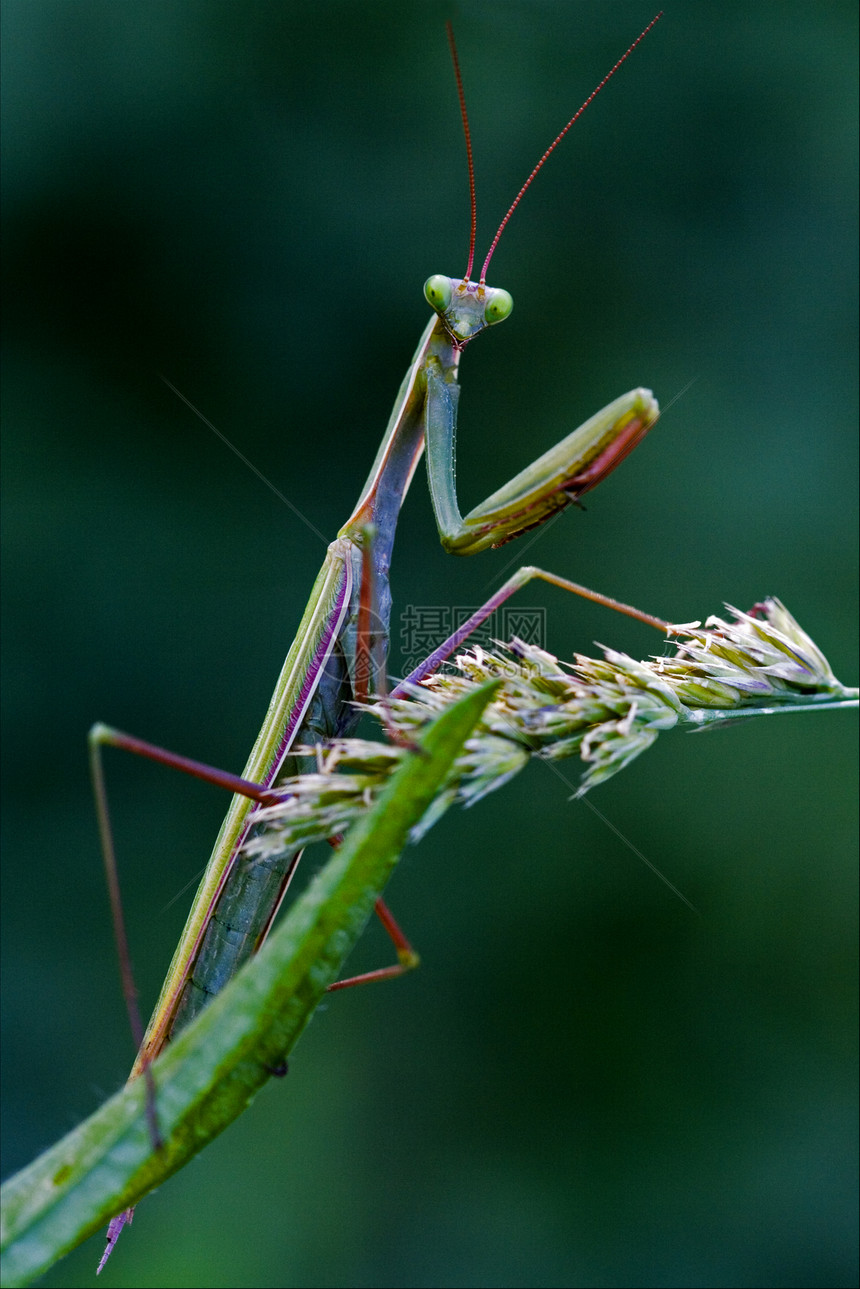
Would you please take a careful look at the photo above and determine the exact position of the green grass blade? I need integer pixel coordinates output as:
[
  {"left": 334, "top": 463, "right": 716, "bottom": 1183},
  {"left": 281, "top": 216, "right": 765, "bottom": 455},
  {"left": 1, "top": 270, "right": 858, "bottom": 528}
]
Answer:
[{"left": 0, "top": 680, "right": 500, "bottom": 1287}]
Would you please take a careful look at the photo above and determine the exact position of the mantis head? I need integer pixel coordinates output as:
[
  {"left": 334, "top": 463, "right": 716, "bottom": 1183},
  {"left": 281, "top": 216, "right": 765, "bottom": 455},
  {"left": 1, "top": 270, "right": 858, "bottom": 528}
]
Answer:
[{"left": 424, "top": 274, "right": 513, "bottom": 347}]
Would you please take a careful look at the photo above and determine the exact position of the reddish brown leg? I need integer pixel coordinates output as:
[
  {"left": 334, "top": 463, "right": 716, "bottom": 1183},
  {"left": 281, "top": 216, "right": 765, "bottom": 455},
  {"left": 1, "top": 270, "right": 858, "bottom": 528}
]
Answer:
[
  {"left": 88, "top": 723, "right": 282, "bottom": 1153},
  {"left": 327, "top": 896, "right": 420, "bottom": 992}
]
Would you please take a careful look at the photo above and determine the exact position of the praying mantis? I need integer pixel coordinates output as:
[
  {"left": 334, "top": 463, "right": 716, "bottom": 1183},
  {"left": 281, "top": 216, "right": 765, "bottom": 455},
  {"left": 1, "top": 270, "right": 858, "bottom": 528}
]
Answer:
[
  {"left": 2, "top": 8, "right": 856, "bottom": 1286},
  {"left": 89, "top": 15, "right": 666, "bottom": 1268}
]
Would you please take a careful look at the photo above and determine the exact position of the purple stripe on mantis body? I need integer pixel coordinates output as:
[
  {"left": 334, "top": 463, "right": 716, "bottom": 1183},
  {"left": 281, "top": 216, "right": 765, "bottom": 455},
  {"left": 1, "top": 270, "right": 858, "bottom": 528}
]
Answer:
[{"left": 266, "top": 553, "right": 354, "bottom": 787}]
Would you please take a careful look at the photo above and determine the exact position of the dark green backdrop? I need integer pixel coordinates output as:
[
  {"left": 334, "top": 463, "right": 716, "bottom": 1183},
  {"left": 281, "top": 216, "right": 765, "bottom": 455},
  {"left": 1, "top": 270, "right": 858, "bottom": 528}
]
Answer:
[{"left": 2, "top": 2, "right": 857, "bottom": 1286}]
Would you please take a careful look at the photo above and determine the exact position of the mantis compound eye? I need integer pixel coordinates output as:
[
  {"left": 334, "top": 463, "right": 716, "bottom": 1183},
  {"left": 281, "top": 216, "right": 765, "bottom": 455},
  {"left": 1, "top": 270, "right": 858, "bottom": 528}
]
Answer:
[
  {"left": 424, "top": 275, "right": 453, "bottom": 313},
  {"left": 484, "top": 288, "right": 513, "bottom": 325}
]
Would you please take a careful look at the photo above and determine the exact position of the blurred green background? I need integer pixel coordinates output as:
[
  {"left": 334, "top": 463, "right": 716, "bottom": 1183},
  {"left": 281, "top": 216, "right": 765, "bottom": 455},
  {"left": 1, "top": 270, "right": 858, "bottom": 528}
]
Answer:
[{"left": 2, "top": 2, "right": 857, "bottom": 1286}]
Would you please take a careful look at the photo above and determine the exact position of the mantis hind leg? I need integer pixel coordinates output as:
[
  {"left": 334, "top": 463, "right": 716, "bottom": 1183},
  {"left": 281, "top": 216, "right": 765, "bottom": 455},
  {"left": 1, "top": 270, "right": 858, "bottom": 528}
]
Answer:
[
  {"left": 327, "top": 896, "right": 419, "bottom": 993},
  {"left": 88, "top": 725, "right": 287, "bottom": 1151},
  {"left": 88, "top": 727, "right": 416, "bottom": 1108}
]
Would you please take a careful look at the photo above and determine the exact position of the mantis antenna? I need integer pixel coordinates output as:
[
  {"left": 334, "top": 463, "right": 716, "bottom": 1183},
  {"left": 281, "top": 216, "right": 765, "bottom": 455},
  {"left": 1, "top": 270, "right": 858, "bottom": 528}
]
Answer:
[{"left": 444, "top": 13, "right": 664, "bottom": 284}]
